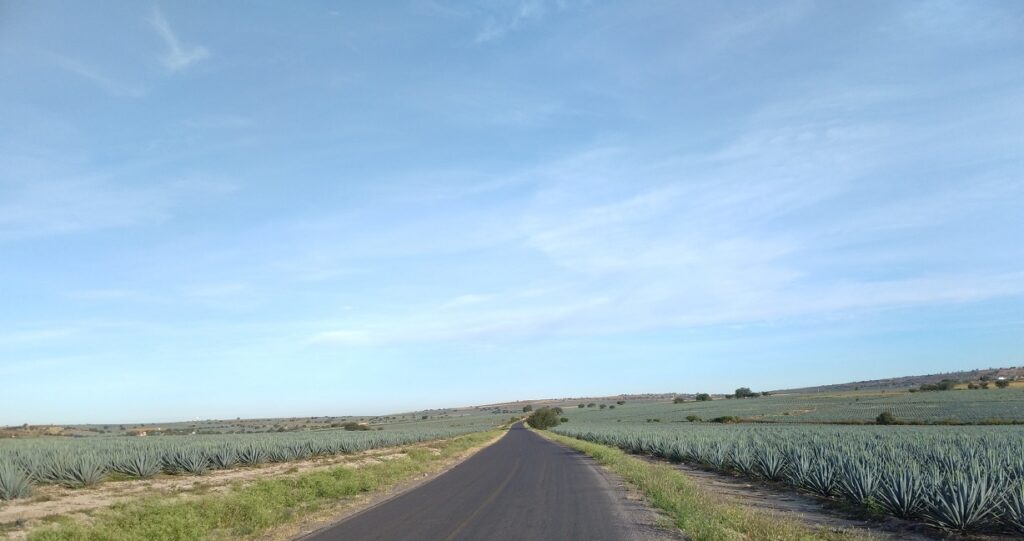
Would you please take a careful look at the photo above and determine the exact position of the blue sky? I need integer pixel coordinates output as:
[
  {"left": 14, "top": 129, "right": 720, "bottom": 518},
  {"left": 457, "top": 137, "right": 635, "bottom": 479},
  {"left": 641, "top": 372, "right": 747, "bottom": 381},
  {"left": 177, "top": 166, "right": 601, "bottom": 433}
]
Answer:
[{"left": 1, "top": 1, "right": 1022, "bottom": 424}]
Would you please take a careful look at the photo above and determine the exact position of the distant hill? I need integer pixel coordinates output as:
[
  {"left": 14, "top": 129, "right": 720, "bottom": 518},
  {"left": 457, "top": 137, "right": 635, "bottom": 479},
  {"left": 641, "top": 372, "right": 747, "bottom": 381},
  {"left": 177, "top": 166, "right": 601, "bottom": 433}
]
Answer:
[{"left": 773, "top": 366, "right": 1024, "bottom": 394}]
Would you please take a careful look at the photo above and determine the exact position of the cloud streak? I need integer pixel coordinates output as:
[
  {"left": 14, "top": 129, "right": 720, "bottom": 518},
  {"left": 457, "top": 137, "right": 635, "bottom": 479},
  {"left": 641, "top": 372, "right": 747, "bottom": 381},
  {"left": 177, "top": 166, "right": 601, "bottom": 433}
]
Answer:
[
  {"left": 475, "top": 0, "right": 559, "bottom": 43},
  {"left": 302, "top": 76, "right": 1024, "bottom": 346},
  {"left": 150, "top": 5, "right": 209, "bottom": 71},
  {"left": 0, "top": 176, "right": 234, "bottom": 241},
  {"left": 48, "top": 55, "right": 145, "bottom": 98}
]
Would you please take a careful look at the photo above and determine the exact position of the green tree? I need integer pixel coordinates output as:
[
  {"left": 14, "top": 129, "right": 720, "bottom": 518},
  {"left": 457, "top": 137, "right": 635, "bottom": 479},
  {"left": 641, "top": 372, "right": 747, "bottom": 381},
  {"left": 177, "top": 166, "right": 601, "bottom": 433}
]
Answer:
[
  {"left": 522, "top": 405, "right": 533, "bottom": 412},
  {"left": 526, "top": 407, "right": 561, "bottom": 430},
  {"left": 735, "top": 387, "right": 757, "bottom": 399},
  {"left": 876, "top": 412, "right": 898, "bottom": 425},
  {"left": 695, "top": 393, "right": 711, "bottom": 402},
  {"left": 996, "top": 380, "right": 1011, "bottom": 388}
]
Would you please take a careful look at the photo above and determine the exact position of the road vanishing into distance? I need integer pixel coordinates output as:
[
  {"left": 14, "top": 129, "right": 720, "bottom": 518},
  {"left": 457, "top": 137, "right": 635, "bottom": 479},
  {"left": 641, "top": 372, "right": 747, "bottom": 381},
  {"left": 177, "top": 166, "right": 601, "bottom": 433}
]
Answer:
[{"left": 302, "top": 423, "right": 667, "bottom": 541}]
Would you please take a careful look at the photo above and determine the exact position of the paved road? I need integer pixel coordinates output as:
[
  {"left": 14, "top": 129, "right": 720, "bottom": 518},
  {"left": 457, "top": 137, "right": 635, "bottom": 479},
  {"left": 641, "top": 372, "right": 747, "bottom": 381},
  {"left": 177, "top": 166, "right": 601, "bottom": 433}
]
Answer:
[{"left": 301, "top": 423, "right": 652, "bottom": 541}]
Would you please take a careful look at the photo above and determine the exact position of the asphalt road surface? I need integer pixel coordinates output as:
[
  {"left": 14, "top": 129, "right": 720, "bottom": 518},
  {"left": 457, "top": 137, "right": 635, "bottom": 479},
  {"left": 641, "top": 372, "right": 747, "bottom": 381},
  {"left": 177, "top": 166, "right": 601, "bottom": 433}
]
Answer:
[{"left": 301, "top": 422, "right": 664, "bottom": 541}]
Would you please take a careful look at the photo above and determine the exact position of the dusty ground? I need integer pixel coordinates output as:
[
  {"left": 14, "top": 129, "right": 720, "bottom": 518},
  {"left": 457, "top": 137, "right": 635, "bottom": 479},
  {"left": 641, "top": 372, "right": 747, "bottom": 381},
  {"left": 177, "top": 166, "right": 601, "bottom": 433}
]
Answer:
[
  {"left": 0, "top": 433, "right": 502, "bottom": 541},
  {"left": 659, "top": 459, "right": 1018, "bottom": 541}
]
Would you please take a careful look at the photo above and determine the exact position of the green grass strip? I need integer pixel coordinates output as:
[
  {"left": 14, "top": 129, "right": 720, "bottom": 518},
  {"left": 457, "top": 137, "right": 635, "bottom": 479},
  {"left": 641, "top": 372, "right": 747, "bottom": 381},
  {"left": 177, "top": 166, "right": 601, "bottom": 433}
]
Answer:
[
  {"left": 537, "top": 430, "right": 877, "bottom": 541},
  {"left": 27, "top": 430, "right": 503, "bottom": 541}
]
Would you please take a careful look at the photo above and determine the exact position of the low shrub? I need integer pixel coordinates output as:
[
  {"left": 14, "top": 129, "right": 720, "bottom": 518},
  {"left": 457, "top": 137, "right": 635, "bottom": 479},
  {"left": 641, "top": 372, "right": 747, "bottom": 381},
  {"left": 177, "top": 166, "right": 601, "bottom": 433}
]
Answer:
[
  {"left": 526, "top": 407, "right": 561, "bottom": 430},
  {"left": 876, "top": 412, "right": 898, "bottom": 425}
]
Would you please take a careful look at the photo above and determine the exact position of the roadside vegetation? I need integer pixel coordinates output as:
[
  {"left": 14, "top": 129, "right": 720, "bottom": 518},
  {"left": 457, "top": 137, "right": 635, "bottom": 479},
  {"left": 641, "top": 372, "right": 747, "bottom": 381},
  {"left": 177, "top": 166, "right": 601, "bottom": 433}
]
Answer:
[
  {"left": 21, "top": 430, "right": 503, "bottom": 541},
  {"left": 537, "top": 430, "right": 873, "bottom": 541}
]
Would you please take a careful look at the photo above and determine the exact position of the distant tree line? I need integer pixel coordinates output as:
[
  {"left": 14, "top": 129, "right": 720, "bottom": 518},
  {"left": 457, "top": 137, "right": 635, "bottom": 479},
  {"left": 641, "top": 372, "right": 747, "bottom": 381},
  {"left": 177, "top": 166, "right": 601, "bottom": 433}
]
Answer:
[
  {"left": 673, "top": 389, "right": 767, "bottom": 403},
  {"left": 912, "top": 378, "right": 1012, "bottom": 392}
]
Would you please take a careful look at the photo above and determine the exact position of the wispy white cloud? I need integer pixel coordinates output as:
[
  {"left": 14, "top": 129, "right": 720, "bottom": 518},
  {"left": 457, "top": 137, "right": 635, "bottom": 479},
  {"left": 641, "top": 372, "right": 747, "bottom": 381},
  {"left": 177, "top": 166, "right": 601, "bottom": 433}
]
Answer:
[
  {"left": 309, "top": 329, "right": 371, "bottom": 345},
  {"left": 899, "top": 0, "right": 1024, "bottom": 42},
  {"left": 183, "top": 283, "right": 249, "bottom": 299},
  {"left": 475, "top": 0, "right": 559, "bottom": 43},
  {"left": 68, "top": 289, "right": 150, "bottom": 302},
  {"left": 178, "top": 282, "right": 263, "bottom": 310},
  {"left": 304, "top": 77, "right": 1024, "bottom": 346},
  {"left": 150, "top": 5, "right": 209, "bottom": 71},
  {"left": 48, "top": 54, "right": 146, "bottom": 98},
  {"left": 0, "top": 356, "right": 95, "bottom": 377},
  {"left": 440, "top": 294, "right": 493, "bottom": 309},
  {"left": 0, "top": 176, "right": 235, "bottom": 240},
  {"left": 0, "top": 328, "right": 80, "bottom": 348},
  {"left": 697, "top": 0, "right": 812, "bottom": 50}
]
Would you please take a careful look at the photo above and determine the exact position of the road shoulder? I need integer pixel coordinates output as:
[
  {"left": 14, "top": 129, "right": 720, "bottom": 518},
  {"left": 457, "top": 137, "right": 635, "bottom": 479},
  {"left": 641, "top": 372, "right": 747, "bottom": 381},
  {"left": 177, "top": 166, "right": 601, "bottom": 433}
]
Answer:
[
  {"left": 532, "top": 429, "right": 684, "bottom": 541},
  {"left": 281, "top": 429, "right": 508, "bottom": 541}
]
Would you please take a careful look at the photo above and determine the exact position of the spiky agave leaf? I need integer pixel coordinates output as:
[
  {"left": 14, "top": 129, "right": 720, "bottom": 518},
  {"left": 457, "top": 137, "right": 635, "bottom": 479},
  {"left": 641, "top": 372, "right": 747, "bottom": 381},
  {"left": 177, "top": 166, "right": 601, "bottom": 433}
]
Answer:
[
  {"left": 925, "top": 471, "right": 1003, "bottom": 532},
  {"left": 237, "top": 444, "right": 267, "bottom": 465},
  {"left": 267, "top": 445, "right": 297, "bottom": 463},
  {"left": 112, "top": 450, "right": 162, "bottom": 479},
  {"left": 288, "top": 443, "right": 311, "bottom": 461},
  {"left": 307, "top": 441, "right": 331, "bottom": 457},
  {"left": 1002, "top": 482, "right": 1024, "bottom": 533},
  {"left": 210, "top": 448, "right": 237, "bottom": 470},
  {"left": 665, "top": 441, "right": 686, "bottom": 463},
  {"left": 876, "top": 468, "right": 927, "bottom": 518},
  {"left": 13, "top": 454, "right": 46, "bottom": 484},
  {"left": 802, "top": 459, "right": 838, "bottom": 497},
  {"left": 707, "top": 443, "right": 729, "bottom": 471},
  {"left": 838, "top": 458, "right": 879, "bottom": 506},
  {"left": 754, "top": 445, "right": 788, "bottom": 481},
  {"left": 47, "top": 454, "right": 107, "bottom": 488},
  {"left": 164, "top": 448, "right": 209, "bottom": 476},
  {"left": 787, "top": 450, "right": 813, "bottom": 489},
  {"left": 730, "top": 448, "right": 757, "bottom": 477},
  {"left": 0, "top": 462, "right": 32, "bottom": 500}
]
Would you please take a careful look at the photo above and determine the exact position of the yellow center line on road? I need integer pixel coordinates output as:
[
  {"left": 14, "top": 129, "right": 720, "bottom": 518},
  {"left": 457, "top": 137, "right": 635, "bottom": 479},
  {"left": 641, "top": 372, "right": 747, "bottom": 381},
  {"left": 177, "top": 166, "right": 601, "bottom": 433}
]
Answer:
[{"left": 441, "top": 457, "right": 522, "bottom": 541}]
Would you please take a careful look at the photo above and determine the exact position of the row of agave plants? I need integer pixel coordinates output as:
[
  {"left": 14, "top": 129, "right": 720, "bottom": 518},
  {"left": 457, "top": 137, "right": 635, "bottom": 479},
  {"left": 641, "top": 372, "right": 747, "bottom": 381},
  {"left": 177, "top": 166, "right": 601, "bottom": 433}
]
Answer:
[
  {"left": 553, "top": 423, "right": 1024, "bottom": 534},
  {"left": 0, "top": 425, "right": 489, "bottom": 501}
]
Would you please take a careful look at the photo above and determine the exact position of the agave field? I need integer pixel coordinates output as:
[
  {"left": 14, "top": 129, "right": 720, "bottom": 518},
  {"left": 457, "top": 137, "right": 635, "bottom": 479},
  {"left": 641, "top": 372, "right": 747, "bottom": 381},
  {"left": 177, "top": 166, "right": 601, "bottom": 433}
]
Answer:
[
  {"left": 0, "top": 419, "right": 498, "bottom": 501},
  {"left": 553, "top": 422, "right": 1024, "bottom": 534},
  {"left": 572, "top": 388, "right": 1024, "bottom": 424}
]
